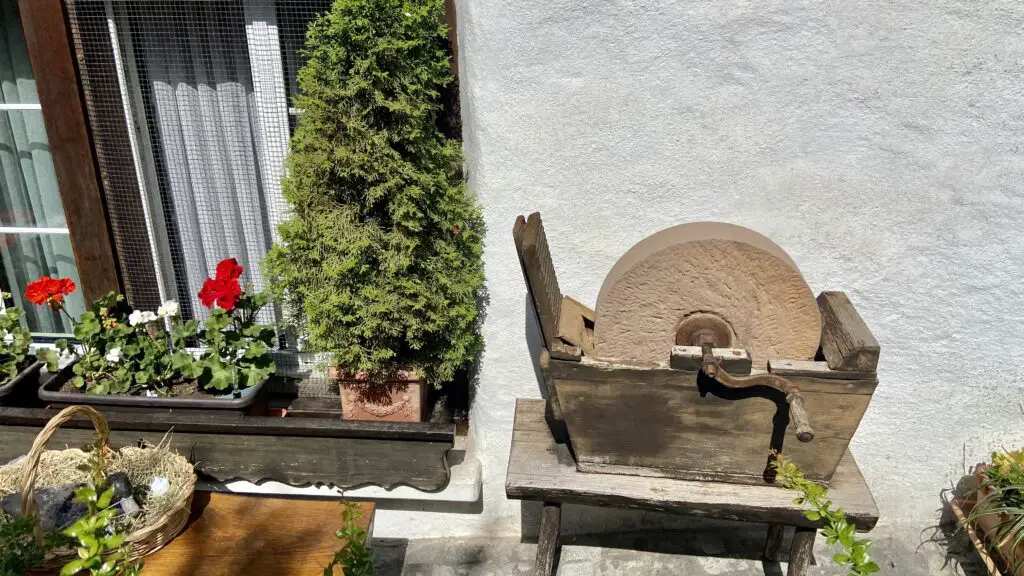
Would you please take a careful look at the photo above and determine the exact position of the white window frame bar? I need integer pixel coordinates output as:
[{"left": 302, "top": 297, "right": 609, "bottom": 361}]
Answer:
[
  {"left": 243, "top": 0, "right": 291, "bottom": 245},
  {"left": 0, "top": 103, "right": 41, "bottom": 110},
  {"left": 105, "top": 0, "right": 179, "bottom": 311}
]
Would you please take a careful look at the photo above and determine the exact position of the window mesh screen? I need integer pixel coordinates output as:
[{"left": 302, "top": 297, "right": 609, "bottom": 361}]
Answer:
[{"left": 67, "top": 0, "right": 333, "bottom": 394}]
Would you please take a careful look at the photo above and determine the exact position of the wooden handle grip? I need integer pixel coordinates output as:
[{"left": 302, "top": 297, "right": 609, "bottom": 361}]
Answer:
[
  {"left": 701, "top": 345, "right": 814, "bottom": 443},
  {"left": 786, "top": 393, "right": 814, "bottom": 442}
]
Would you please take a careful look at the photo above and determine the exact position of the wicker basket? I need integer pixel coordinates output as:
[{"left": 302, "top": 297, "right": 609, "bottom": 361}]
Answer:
[{"left": 3, "top": 405, "right": 196, "bottom": 567}]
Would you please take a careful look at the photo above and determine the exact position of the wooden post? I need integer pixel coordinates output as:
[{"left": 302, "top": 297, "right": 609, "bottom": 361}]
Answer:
[
  {"left": 764, "top": 523, "right": 787, "bottom": 562},
  {"left": 17, "top": 0, "right": 122, "bottom": 301},
  {"left": 787, "top": 527, "right": 816, "bottom": 576},
  {"left": 534, "top": 502, "right": 561, "bottom": 576}
]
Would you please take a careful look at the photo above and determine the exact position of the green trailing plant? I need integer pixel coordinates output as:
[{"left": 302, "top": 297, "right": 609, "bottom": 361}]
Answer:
[
  {"left": 323, "top": 502, "right": 374, "bottom": 576},
  {"left": 0, "top": 514, "right": 68, "bottom": 576},
  {"left": 0, "top": 292, "right": 33, "bottom": 386},
  {"left": 772, "top": 454, "right": 880, "bottom": 575},
  {"left": 60, "top": 448, "right": 142, "bottom": 576},
  {"left": 266, "top": 0, "right": 485, "bottom": 387},
  {"left": 967, "top": 449, "right": 1024, "bottom": 571}
]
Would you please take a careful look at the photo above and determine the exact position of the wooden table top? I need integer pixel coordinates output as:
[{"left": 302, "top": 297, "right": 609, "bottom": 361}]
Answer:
[
  {"left": 139, "top": 492, "right": 374, "bottom": 576},
  {"left": 505, "top": 398, "right": 879, "bottom": 530}
]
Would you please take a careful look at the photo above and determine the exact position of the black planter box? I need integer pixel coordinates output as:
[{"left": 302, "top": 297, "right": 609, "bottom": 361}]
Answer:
[
  {"left": 38, "top": 363, "right": 267, "bottom": 414},
  {"left": 0, "top": 362, "right": 43, "bottom": 405}
]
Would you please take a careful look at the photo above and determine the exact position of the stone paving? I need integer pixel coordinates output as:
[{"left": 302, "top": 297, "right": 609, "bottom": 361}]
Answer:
[{"left": 374, "top": 519, "right": 986, "bottom": 576}]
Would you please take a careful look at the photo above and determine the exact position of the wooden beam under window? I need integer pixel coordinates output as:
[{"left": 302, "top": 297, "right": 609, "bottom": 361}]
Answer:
[{"left": 17, "top": 0, "right": 121, "bottom": 302}]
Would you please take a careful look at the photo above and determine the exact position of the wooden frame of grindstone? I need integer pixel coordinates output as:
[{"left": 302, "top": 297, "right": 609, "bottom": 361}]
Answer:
[{"left": 513, "top": 212, "right": 881, "bottom": 486}]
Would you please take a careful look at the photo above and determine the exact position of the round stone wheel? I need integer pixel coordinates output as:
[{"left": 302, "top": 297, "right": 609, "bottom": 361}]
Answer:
[{"left": 593, "top": 222, "right": 821, "bottom": 369}]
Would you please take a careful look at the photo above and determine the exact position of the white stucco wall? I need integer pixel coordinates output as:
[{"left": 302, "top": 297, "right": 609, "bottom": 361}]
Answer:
[{"left": 375, "top": 0, "right": 1024, "bottom": 538}]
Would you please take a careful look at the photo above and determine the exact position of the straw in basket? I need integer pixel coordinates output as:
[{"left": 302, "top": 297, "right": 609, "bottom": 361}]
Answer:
[{"left": 0, "top": 405, "right": 196, "bottom": 568}]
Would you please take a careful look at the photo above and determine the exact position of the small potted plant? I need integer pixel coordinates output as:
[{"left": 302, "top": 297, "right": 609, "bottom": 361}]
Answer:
[
  {"left": 965, "top": 450, "right": 1024, "bottom": 575},
  {"left": 0, "top": 290, "right": 43, "bottom": 404},
  {"left": 266, "top": 0, "right": 484, "bottom": 422},
  {"left": 33, "top": 258, "right": 277, "bottom": 411}
]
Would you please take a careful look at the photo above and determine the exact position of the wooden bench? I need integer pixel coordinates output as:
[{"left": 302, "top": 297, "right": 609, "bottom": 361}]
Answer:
[
  {"left": 505, "top": 399, "right": 879, "bottom": 576},
  {"left": 140, "top": 492, "right": 374, "bottom": 575}
]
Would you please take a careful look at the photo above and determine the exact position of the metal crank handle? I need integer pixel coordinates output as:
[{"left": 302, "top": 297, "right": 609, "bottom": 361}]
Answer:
[{"left": 700, "top": 345, "right": 815, "bottom": 443}]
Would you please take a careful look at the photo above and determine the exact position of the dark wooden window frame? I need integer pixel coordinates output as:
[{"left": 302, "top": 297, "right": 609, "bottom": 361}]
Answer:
[{"left": 16, "top": 0, "right": 122, "bottom": 303}]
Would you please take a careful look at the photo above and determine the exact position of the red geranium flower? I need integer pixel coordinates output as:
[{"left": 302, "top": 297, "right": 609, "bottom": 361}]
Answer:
[
  {"left": 25, "top": 275, "right": 77, "bottom": 307},
  {"left": 199, "top": 258, "right": 244, "bottom": 311}
]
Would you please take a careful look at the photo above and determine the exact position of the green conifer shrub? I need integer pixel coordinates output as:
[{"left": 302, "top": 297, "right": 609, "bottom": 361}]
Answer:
[{"left": 266, "top": 0, "right": 484, "bottom": 387}]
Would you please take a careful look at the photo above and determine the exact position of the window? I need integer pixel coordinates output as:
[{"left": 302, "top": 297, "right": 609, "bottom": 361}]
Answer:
[
  {"left": 66, "top": 0, "right": 331, "bottom": 325},
  {"left": 0, "top": 0, "right": 86, "bottom": 335}
]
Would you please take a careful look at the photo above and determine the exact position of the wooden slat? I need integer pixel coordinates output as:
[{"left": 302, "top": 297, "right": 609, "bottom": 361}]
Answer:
[
  {"left": 549, "top": 357, "right": 877, "bottom": 395},
  {"left": 952, "top": 499, "right": 1003, "bottom": 576},
  {"left": 788, "top": 528, "right": 816, "bottom": 576},
  {"left": 18, "top": 0, "right": 121, "bottom": 301},
  {"left": 764, "top": 523, "right": 788, "bottom": 562},
  {"left": 817, "top": 292, "right": 880, "bottom": 372},
  {"left": 0, "top": 424, "right": 451, "bottom": 490},
  {"left": 141, "top": 493, "right": 374, "bottom": 576},
  {"left": 670, "top": 346, "right": 753, "bottom": 375},
  {"left": 0, "top": 406, "right": 453, "bottom": 441},
  {"left": 556, "top": 295, "right": 595, "bottom": 356},
  {"left": 513, "top": 213, "right": 562, "bottom": 348},
  {"left": 768, "top": 359, "right": 875, "bottom": 381},
  {"left": 534, "top": 503, "right": 561, "bottom": 576},
  {"left": 505, "top": 399, "right": 879, "bottom": 531}
]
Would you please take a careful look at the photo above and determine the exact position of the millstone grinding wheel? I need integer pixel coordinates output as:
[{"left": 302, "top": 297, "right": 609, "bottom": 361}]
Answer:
[{"left": 593, "top": 222, "right": 821, "bottom": 369}]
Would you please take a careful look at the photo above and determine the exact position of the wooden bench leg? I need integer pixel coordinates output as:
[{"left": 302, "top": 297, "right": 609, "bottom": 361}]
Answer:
[
  {"left": 534, "top": 502, "right": 562, "bottom": 576},
  {"left": 764, "top": 523, "right": 787, "bottom": 562},
  {"left": 787, "top": 527, "right": 816, "bottom": 576}
]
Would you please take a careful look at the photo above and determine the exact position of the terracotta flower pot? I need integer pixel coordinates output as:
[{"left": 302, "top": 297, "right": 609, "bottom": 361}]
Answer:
[
  {"left": 975, "top": 466, "right": 1024, "bottom": 575},
  {"left": 329, "top": 367, "right": 427, "bottom": 422}
]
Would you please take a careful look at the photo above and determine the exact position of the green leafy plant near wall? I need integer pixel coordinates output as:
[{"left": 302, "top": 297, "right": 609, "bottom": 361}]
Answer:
[
  {"left": 266, "top": 0, "right": 484, "bottom": 387},
  {"left": 772, "top": 454, "right": 880, "bottom": 575}
]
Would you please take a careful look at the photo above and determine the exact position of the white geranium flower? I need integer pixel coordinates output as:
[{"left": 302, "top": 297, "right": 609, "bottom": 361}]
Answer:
[
  {"left": 157, "top": 300, "right": 179, "bottom": 318},
  {"left": 105, "top": 347, "right": 121, "bottom": 363},
  {"left": 143, "top": 390, "right": 158, "bottom": 398},
  {"left": 1, "top": 330, "right": 12, "bottom": 346},
  {"left": 129, "top": 310, "right": 158, "bottom": 326},
  {"left": 235, "top": 348, "right": 246, "bottom": 359}
]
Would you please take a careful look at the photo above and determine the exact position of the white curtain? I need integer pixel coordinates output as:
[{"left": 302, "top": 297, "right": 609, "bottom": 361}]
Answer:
[
  {"left": 126, "top": 0, "right": 284, "bottom": 321},
  {"left": 0, "top": 0, "right": 84, "bottom": 333}
]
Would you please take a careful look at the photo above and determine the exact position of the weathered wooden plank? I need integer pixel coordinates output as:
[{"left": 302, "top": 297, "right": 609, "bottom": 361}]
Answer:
[
  {"left": 764, "top": 523, "right": 788, "bottom": 562},
  {"left": 553, "top": 372, "right": 871, "bottom": 483},
  {"left": 817, "top": 292, "right": 880, "bottom": 372},
  {"left": 768, "top": 359, "right": 876, "bottom": 382},
  {"left": 0, "top": 406, "right": 454, "bottom": 441},
  {"left": 550, "top": 357, "right": 876, "bottom": 395},
  {"left": 556, "top": 295, "right": 595, "bottom": 356},
  {"left": 534, "top": 503, "right": 561, "bottom": 576},
  {"left": 141, "top": 493, "right": 374, "bottom": 575},
  {"left": 505, "top": 399, "right": 879, "bottom": 531},
  {"left": 513, "top": 213, "right": 562, "bottom": 348},
  {"left": 671, "top": 346, "right": 753, "bottom": 375},
  {"left": 788, "top": 528, "right": 816, "bottom": 576},
  {"left": 0, "top": 424, "right": 452, "bottom": 491}
]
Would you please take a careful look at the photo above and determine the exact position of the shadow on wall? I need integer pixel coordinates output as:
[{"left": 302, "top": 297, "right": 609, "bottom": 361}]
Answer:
[{"left": 524, "top": 293, "right": 547, "bottom": 400}]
